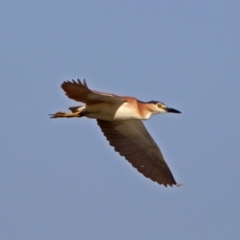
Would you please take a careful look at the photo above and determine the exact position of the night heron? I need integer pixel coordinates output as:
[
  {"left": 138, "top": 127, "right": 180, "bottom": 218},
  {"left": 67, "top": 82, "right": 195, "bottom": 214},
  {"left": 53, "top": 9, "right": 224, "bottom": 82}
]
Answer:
[{"left": 51, "top": 79, "right": 181, "bottom": 187}]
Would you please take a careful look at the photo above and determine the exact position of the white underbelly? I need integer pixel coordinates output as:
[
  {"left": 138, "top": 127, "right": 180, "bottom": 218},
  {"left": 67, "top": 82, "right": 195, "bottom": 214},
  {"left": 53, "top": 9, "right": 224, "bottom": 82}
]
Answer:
[
  {"left": 114, "top": 103, "right": 138, "bottom": 120},
  {"left": 84, "top": 102, "right": 140, "bottom": 121}
]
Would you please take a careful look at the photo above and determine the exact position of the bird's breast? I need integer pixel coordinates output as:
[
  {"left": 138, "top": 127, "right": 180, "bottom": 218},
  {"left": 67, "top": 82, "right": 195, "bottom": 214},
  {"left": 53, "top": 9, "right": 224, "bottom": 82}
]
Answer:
[
  {"left": 114, "top": 102, "right": 142, "bottom": 120},
  {"left": 84, "top": 102, "right": 146, "bottom": 121}
]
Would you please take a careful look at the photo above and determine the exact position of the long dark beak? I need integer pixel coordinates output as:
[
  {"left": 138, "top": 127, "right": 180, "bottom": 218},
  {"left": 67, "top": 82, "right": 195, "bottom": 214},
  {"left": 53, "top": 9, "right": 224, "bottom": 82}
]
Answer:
[{"left": 166, "top": 107, "right": 181, "bottom": 114}]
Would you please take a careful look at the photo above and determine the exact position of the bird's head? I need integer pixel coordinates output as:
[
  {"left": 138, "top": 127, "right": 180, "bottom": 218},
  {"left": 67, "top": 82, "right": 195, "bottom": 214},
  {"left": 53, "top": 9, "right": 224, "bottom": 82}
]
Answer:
[{"left": 147, "top": 101, "right": 181, "bottom": 115}]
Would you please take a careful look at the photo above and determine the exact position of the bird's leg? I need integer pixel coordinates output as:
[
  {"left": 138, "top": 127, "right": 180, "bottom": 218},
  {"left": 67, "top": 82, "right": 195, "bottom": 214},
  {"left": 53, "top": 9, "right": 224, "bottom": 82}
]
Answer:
[{"left": 49, "top": 111, "right": 82, "bottom": 118}]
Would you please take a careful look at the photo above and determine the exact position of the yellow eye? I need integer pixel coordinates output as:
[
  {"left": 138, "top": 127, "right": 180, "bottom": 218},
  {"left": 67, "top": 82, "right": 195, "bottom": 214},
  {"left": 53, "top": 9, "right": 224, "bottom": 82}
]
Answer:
[
  {"left": 157, "top": 103, "right": 166, "bottom": 109},
  {"left": 157, "top": 103, "right": 163, "bottom": 108}
]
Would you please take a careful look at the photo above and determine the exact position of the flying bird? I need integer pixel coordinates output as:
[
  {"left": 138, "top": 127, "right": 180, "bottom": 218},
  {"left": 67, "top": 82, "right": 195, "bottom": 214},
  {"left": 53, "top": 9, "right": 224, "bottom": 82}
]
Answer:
[{"left": 50, "top": 79, "right": 181, "bottom": 187}]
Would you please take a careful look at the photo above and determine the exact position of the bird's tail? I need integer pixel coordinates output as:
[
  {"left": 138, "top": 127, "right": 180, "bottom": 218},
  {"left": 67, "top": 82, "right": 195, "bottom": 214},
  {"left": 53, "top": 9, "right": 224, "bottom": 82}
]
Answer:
[
  {"left": 69, "top": 105, "right": 85, "bottom": 113},
  {"left": 49, "top": 105, "right": 86, "bottom": 119}
]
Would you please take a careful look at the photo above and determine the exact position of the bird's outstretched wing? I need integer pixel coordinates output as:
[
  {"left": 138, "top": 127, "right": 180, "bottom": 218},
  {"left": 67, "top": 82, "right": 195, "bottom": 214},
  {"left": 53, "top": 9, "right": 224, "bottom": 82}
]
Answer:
[
  {"left": 61, "top": 79, "right": 125, "bottom": 104},
  {"left": 97, "top": 119, "right": 177, "bottom": 186}
]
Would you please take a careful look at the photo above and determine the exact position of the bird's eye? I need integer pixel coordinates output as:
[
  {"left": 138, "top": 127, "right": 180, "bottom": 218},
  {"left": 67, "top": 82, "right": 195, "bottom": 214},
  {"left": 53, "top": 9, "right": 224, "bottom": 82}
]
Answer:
[{"left": 157, "top": 103, "right": 163, "bottom": 108}]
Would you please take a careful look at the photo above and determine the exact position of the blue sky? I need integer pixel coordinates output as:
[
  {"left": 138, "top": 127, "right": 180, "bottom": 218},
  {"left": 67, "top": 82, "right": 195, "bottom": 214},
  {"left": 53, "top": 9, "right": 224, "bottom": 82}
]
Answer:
[{"left": 1, "top": 1, "right": 240, "bottom": 239}]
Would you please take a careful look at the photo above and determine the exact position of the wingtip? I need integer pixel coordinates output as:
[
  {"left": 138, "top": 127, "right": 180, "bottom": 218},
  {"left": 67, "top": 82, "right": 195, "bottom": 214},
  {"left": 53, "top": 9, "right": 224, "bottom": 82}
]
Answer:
[
  {"left": 83, "top": 79, "right": 88, "bottom": 87},
  {"left": 61, "top": 78, "right": 87, "bottom": 87},
  {"left": 61, "top": 79, "right": 72, "bottom": 88},
  {"left": 164, "top": 183, "right": 182, "bottom": 188}
]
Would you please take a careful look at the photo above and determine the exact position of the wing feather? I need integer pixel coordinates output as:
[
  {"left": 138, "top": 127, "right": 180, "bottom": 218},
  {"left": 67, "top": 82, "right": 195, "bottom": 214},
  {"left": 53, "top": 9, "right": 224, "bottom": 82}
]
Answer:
[
  {"left": 61, "top": 79, "right": 125, "bottom": 104},
  {"left": 97, "top": 119, "right": 177, "bottom": 186}
]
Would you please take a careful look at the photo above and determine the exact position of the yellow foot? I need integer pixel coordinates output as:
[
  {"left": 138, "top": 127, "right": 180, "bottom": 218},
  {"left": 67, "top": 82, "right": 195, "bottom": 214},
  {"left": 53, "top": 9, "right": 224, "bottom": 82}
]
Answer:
[{"left": 49, "top": 111, "right": 81, "bottom": 118}]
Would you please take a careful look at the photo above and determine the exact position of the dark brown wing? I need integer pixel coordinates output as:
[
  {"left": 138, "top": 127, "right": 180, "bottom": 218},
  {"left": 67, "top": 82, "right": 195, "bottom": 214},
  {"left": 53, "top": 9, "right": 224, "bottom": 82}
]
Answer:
[
  {"left": 97, "top": 119, "right": 177, "bottom": 186},
  {"left": 61, "top": 79, "right": 125, "bottom": 104}
]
